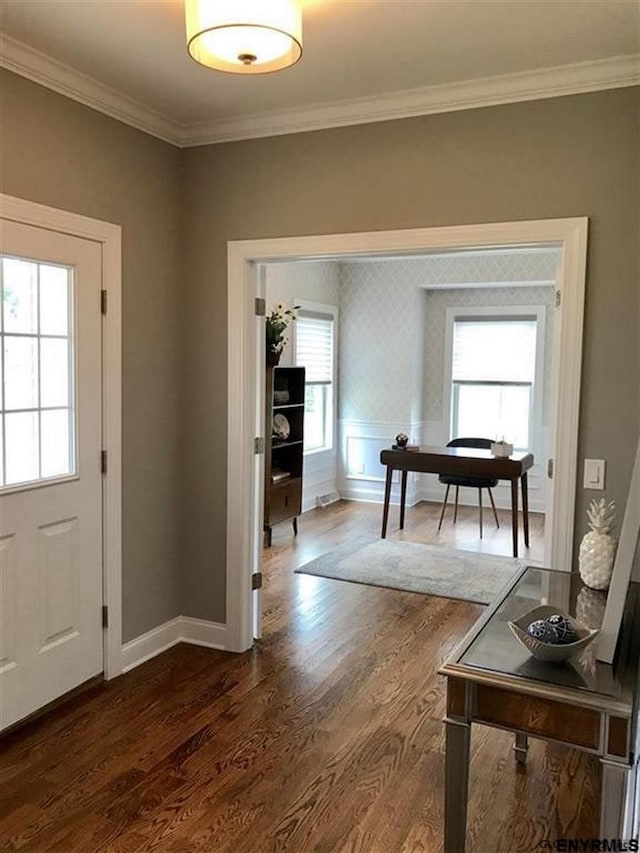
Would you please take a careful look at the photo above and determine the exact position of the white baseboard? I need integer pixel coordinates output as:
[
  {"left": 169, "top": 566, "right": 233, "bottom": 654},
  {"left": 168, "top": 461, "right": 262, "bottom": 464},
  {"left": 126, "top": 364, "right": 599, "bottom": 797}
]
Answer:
[
  {"left": 120, "top": 616, "right": 227, "bottom": 674},
  {"left": 180, "top": 616, "right": 227, "bottom": 650}
]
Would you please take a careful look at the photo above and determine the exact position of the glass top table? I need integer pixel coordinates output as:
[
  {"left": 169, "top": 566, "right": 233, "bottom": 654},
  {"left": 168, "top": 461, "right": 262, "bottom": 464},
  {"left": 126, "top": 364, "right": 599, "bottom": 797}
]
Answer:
[
  {"left": 439, "top": 564, "right": 640, "bottom": 852},
  {"left": 459, "top": 565, "right": 621, "bottom": 698}
]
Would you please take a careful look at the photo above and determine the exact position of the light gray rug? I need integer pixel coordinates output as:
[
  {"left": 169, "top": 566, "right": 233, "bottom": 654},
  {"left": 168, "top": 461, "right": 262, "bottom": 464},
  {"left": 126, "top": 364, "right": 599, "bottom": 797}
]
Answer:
[{"left": 295, "top": 537, "right": 527, "bottom": 605}]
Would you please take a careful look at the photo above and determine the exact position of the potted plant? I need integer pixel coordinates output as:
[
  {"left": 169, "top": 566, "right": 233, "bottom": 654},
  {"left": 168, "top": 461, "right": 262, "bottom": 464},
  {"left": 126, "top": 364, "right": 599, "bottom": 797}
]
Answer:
[{"left": 265, "top": 303, "right": 297, "bottom": 365}]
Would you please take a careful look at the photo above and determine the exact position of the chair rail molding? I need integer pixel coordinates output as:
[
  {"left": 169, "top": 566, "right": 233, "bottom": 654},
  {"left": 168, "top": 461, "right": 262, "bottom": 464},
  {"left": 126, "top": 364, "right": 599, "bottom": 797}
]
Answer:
[{"left": 227, "top": 217, "right": 588, "bottom": 653}]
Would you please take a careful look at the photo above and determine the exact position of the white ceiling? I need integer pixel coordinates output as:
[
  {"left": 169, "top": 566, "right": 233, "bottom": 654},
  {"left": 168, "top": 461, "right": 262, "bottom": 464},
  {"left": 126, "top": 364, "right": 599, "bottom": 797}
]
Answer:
[{"left": 1, "top": 0, "right": 639, "bottom": 146}]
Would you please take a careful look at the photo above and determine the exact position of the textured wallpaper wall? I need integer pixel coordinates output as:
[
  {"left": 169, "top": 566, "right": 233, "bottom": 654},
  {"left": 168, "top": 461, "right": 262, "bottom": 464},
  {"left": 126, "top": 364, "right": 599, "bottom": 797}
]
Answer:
[
  {"left": 265, "top": 260, "right": 340, "bottom": 367},
  {"left": 423, "top": 284, "right": 556, "bottom": 423},
  {"left": 338, "top": 260, "right": 425, "bottom": 424},
  {"left": 338, "top": 250, "right": 558, "bottom": 426}
]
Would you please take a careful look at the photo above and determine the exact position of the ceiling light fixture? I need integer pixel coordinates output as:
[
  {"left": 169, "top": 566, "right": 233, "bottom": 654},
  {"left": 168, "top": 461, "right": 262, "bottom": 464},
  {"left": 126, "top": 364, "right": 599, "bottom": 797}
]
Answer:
[{"left": 185, "top": 0, "right": 303, "bottom": 75}]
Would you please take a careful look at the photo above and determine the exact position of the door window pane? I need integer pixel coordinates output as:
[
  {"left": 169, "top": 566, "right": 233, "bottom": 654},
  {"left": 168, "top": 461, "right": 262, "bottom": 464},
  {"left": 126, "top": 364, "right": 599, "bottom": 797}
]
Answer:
[
  {"left": 1, "top": 256, "right": 75, "bottom": 488},
  {"left": 5, "top": 411, "right": 39, "bottom": 485},
  {"left": 4, "top": 336, "right": 39, "bottom": 410},
  {"left": 39, "top": 265, "right": 69, "bottom": 335},
  {"left": 41, "top": 409, "right": 71, "bottom": 478},
  {"left": 40, "top": 339, "right": 70, "bottom": 408},
  {"left": 3, "top": 258, "right": 38, "bottom": 334}
]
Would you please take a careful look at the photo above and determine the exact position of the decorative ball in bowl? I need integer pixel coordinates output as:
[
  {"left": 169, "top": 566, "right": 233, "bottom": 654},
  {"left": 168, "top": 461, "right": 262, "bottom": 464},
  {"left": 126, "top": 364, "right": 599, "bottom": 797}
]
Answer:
[
  {"left": 394, "top": 433, "right": 409, "bottom": 448},
  {"left": 508, "top": 605, "right": 598, "bottom": 663}
]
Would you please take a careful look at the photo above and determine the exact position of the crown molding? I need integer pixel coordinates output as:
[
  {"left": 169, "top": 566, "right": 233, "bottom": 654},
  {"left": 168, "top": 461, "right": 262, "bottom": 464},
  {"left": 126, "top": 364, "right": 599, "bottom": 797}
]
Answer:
[
  {"left": 1, "top": 33, "right": 638, "bottom": 149},
  {"left": 0, "top": 35, "right": 182, "bottom": 145},
  {"left": 181, "top": 54, "right": 640, "bottom": 146}
]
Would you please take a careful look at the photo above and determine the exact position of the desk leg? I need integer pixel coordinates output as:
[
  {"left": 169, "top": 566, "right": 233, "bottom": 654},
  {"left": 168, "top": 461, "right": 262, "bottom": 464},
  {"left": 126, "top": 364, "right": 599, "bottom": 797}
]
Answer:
[
  {"left": 381, "top": 465, "right": 393, "bottom": 539},
  {"left": 510, "top": 477, "right": 519, "bottom": 558},
  {"left": 399, "top": 470, "right": 408, "bottom": 530},
  {"left": 521, "top": 473, "right": 530, "bottom": 548},
  {"left": 445, "top": 719, "right": 471, "bottom": 853},
  {"left": 600, "top": 758, "right": 638, "bottom": 840}
]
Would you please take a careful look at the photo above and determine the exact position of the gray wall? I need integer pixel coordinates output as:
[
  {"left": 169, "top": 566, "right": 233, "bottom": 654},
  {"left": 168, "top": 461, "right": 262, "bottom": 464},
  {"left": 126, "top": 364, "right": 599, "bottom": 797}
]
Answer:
[
  {"left": 182, "top": 87, "right": 639, "bottom": 621},
  {"left": 0, "top": 71, "right": 183, "bottom": 642},
  {"left": 2, "top": 68, "right": 638, "bottom": 631}
]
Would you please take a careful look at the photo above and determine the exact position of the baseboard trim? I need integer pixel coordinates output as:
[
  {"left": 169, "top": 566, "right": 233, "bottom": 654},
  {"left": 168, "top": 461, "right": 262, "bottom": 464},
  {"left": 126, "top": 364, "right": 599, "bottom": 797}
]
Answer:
[
  {"left": 180, "top": 617, "right": 227, "bottom": 650},
  {"left": 121, "top": 616, "right": 227, "bottom": 674}
]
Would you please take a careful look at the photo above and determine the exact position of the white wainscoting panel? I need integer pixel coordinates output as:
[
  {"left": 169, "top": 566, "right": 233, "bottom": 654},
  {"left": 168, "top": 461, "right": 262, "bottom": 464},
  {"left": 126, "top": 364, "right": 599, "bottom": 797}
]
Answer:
[
  {"left": 338, "top": 421, "right": 425, "bottom": 505},
  {"left": 302, "top": 449, "right": 338, "bottom": 512}
]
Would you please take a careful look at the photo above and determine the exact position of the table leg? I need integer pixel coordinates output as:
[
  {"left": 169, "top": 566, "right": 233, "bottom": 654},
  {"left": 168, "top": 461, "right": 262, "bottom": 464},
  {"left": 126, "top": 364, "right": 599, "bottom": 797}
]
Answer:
[
  {"left": 600, "top": 758, "right": 638, "bottom": 840},
  {"left": 521, "top": 473, "right": 530, "bottom": 548},
  {"left": 399, "top": 470, "right": 408, "bottom": 530},
  {"left": 513, "top": 732, "right": 529, "bottom": 765},
  {"left": 445, "top": 719, "right": 471, "bottom": 853},
  {"left": 510, "top": 477, "right": 519, "bottom": 558},
  {"left": 381, "top": 465, "right": 393, "bottom": 539}
]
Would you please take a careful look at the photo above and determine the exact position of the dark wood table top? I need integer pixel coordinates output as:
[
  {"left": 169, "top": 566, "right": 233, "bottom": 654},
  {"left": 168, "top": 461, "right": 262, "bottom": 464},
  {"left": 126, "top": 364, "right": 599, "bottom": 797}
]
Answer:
[{"left": 380, "top": 446, "right": 534, "bottom": 479}]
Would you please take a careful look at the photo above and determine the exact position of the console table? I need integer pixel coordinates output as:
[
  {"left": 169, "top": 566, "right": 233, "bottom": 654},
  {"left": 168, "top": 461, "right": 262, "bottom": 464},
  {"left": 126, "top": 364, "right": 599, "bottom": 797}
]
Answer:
[
  {"left": 379, "top": 446, "right": 534, "bottom": 557},
  {"left": 439, "top": 565, "right": 640, "bottom": 851}
]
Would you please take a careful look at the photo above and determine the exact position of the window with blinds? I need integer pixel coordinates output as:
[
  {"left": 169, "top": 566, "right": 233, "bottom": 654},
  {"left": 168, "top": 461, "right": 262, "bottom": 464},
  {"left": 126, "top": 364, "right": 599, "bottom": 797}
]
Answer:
[
  {"left": 451, "top": 317, "right": 537, "bottom": 450},
  {"left": 295, "top": 310, "right": 335, "bottom": 453}
]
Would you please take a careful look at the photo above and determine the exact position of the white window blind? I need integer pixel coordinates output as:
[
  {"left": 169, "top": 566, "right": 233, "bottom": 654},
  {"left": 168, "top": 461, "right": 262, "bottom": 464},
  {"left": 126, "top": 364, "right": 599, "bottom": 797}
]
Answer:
[
  {"left": 296, "top": 313, "right": 334, "bottom": 383},
  {"left": 453, "top": 318, "right": 537, "bottom": 383}
]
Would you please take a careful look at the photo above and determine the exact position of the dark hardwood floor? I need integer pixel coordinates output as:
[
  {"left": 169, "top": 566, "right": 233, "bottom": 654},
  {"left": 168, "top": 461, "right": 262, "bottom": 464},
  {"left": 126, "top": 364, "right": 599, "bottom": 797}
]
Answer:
[{"left": 0, "top": 500, "right": 597, "bottom": 852}]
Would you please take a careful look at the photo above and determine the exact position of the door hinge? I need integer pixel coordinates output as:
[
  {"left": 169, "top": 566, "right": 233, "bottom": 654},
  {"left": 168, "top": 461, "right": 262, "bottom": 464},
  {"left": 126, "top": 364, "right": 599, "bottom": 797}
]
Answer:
[
  {"left": 555, "top": 290, "right": 561, "bottom": 308},
  {"left": 547, "top": 458, "right": 554, "bottom": 479},
  {"left": 101, "top": 289, "right": 108, "bottom": 315},
  {"left": 255, "top": 297, "right": 266, "bottom": 317},
  {"left": 102, "top": 605, "right": 109, "bottom": 629},
  {"left": 101, "top": 450, "right": 108, "bottom": 474},
  {"left": 254, "top": 437, "right": 264, "bottom": 455},
  {"left": 252, "top": 572, "right": 263, "bottom": 591}
]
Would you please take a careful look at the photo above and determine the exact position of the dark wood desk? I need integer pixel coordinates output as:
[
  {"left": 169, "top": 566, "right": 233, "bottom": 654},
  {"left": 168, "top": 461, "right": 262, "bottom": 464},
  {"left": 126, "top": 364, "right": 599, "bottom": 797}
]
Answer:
[
  {"left": 379, "top": 446, "right": 534, "bottom": 557},
  {"left": 440, "top": 566, "right": 640, "bottom": 851}
]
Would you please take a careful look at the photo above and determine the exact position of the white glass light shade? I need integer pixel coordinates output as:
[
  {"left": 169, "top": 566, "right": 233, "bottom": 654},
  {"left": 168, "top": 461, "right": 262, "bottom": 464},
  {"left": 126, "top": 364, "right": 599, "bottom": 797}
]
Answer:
[{"left": 185, "top": 0, "right": 302, "bottom": 74}]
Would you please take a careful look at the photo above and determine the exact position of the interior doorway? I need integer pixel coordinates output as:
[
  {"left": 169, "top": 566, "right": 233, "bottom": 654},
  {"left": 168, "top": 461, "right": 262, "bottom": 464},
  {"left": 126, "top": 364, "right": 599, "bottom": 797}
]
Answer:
[{"left": 225, "top": 218, "right": 588, "bottom": 653}]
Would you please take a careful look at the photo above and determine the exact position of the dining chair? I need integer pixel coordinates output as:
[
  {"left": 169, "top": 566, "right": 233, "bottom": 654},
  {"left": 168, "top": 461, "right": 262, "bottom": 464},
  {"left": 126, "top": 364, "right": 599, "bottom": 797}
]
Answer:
[{"left": 437, "top": 437, "right": 500, "bottom": 538}]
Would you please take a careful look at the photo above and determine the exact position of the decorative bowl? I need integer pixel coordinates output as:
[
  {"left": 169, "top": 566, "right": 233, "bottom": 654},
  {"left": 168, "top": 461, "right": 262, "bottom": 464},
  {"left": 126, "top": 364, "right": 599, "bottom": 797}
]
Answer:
[{"left": 508, "top": 605, "right": 599, "bottom": 663}]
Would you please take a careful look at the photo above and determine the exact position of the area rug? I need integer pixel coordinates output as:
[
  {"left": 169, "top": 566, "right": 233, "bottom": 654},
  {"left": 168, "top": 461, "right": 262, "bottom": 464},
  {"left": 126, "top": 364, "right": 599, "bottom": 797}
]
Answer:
[{"left": 295, "top": 537, "right": 527, "bottom": 605}]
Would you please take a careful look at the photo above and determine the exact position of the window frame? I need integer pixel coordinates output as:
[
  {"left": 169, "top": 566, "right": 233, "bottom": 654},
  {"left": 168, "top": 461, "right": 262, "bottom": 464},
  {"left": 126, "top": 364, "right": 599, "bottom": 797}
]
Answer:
[
  {"left": 293, "top": 300, "right": 338, "bottom": 457},
  {"left": 0, "top": 254, "right": 77, "bottom": 493},
  {"left": 442, "top": 304, "right": 547, "bottom": 454}
]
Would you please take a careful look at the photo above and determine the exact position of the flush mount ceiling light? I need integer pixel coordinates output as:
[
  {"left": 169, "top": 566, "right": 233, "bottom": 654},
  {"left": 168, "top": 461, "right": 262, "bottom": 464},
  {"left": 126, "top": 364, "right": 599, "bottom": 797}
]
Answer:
[{"left": 185, "top": 0, "right": 303, "bottom": 74}]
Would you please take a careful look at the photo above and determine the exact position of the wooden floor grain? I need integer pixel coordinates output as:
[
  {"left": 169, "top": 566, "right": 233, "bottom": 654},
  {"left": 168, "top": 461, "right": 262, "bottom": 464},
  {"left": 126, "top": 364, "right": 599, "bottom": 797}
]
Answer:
[{"left": 0, "top": 501, "right": 597, "bottom": 852}]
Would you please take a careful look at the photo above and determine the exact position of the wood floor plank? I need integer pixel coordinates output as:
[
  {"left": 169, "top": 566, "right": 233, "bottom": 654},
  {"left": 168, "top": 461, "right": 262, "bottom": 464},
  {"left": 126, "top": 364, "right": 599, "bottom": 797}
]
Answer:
[{"left": 0, "top": 500, "right": 594, "bottom": 853}]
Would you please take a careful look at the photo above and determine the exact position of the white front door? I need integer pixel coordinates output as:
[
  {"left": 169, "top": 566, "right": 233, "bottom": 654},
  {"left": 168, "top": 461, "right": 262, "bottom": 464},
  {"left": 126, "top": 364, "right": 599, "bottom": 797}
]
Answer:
[{"left": 0, "top": 219, "right": 104, "bottom": 731}]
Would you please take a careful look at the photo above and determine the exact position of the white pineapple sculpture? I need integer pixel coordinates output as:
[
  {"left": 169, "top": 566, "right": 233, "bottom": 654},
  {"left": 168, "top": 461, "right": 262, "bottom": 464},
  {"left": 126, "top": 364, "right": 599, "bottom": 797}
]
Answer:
[{"left": 578, "top": 498, "right": 617, "bottom": 590}]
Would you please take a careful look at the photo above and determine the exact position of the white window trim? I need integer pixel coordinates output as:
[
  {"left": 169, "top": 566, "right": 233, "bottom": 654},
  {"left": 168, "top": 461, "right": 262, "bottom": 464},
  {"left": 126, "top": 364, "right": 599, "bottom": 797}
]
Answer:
[
  {"left": 442, "top": 304, "right": 547, "bottom": 457},
  {"left": 293, "top": 299, "right": 338, "bottom": 458}
]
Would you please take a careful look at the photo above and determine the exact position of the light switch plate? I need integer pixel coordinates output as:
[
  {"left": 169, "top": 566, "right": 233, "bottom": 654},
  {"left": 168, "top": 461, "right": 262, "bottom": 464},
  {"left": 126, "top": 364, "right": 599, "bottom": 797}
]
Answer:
[{"left": 584, "top": 458, "right": 605, "bottom": 490}]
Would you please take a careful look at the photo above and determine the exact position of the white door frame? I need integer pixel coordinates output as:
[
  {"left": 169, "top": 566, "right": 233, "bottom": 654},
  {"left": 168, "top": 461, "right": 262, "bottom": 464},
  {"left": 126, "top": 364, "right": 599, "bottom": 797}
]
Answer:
[
  {"left": 1, "top": 193, "right": 122, "bottom": 679},
  {"left": 226, "top": 218, "right": 588, "bottom": 653}
]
